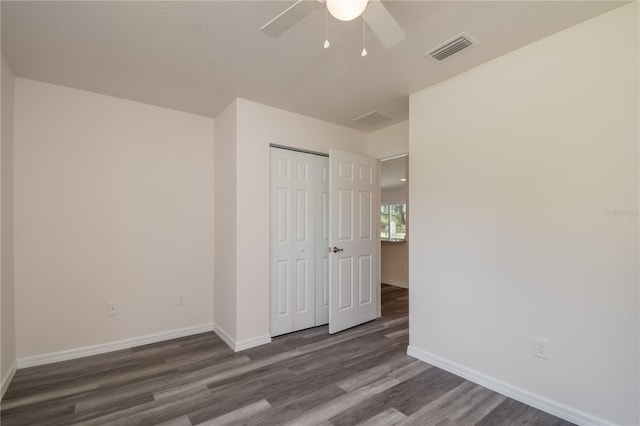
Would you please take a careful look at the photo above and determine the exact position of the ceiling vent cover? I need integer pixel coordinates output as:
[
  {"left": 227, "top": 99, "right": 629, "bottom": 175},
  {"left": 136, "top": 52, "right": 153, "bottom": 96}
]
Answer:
[
  {"left": 353, "top": 111, "right": 393, "bottom": 126},
  {"left": 426, "top": 32, "right": 478, "bottom": 63}
]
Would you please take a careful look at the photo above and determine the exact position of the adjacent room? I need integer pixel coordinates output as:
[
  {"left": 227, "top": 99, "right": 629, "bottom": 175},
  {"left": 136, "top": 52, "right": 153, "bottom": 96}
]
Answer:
[
  {"left": 380, "top": 155, "right": 409, "bottom": 289},
  {"left": 1, "top": 1, "right": 637, "bottom": 425}
]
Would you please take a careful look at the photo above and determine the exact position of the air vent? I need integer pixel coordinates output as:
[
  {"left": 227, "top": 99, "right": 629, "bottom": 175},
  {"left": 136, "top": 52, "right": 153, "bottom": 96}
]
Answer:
[
  {"left": 352, "top": 111, "right": 393, "bottom": 126},
  {"left": 425, "top": 32, "right": 478, "bottom": 63}
]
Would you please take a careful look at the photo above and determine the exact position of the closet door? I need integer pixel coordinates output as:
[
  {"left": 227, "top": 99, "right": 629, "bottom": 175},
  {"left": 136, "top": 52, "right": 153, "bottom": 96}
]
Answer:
[
  {"left": 270, "top": 148, "right": 318, "bottom": 336},
  {"left": 271, "top": 148, "right": 293, "bottom": 336},
  {"left": 291, "top": 152, "right": 317, "bottom": 332},
  {"left": 315, "top": 155, "right": 330, "bottom": 326}
]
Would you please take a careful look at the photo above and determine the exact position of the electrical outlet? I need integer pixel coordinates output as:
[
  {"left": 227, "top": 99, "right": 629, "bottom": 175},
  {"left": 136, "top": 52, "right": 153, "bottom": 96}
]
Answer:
[
  {"left": 178, "top": 292, "right": 184, "bottom": 306},
  {"left": 534, "top": 337, "right": 549, "bottom": 359},
  {"left": 107, "top": 301, "right": 119, "bottom": 316}
]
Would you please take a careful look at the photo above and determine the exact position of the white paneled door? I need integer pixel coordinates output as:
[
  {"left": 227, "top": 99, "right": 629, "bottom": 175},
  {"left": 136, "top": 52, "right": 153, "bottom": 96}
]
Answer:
[
  {"left": 328, "top": 149, "right": 380, "bottom": 334},
  {"left": 315, "top": 159, "right": 330, "bottom": 326},
  {"left": 270, "top": 148, "right": 329, "bottom": 336},
  {"left": 271, "top": 147, "right": 379, "bottom": 337}
]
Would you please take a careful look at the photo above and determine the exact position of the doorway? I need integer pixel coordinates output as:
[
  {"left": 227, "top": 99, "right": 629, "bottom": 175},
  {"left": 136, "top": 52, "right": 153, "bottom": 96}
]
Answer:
[{"left": 380, "top": 155, "right": 409, "bottom": 289}]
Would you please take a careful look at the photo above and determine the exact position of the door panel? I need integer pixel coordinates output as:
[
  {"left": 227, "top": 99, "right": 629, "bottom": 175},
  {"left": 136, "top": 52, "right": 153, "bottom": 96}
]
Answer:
[
  {"left": 295, "top": 259, "right": 308, "bottom": 312},
  {"left": 329, "top": 149, "right": 379, "bottom": 334},
  {"left": 271, "top": 149, "right": 315, "bottom": 335},
  {"left": 359, "top": 165, "right": 373, "bottom": 183},
  {"left": 271, "top": 149, "right": 294, "bottom": 336},
  {"left": 276, "top": 261, "right": 289, "bottom": 316},
  {"left": 338, "top": 257, "right": 353, "bottom": 310},
  {"left": 359, "top": 255, "right": 372, "bottom": 304},
  {"left": 276, "top": 189, "right": 289, "bottom": 243},
  {"left": 338, "top": 189, "right": 353, "bottom": 240},
  {"left": 359, "top": 191, "right": 372, "bottom": 239},
  {"left": 295, "top": 190, "right": 307, "bottom": 242},
  {"left": 292, "top": 154, "right": 316, "bottom": 331},
  {"left": 315, "top": 157, "right": 330, "bottom": 326},
  {"left": 271, "top": 148, "right": 329, "bottom": 336}
]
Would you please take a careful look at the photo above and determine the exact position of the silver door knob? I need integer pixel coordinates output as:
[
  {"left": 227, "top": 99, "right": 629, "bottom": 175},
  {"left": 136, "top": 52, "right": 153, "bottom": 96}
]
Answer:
[{"left": 332, "top": 247, "right": 344, "bottom": 253}]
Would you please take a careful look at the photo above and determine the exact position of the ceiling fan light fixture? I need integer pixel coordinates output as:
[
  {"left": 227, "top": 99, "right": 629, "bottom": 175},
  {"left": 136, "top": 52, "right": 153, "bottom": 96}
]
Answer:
[{"left": 327, "top": 0, "right": 369, "bottom": 22}]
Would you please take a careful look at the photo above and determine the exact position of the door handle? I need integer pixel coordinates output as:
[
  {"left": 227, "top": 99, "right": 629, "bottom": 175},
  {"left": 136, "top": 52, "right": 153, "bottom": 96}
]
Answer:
[{"left": 332, "top": 247, "right": 344, "bottom": 253}]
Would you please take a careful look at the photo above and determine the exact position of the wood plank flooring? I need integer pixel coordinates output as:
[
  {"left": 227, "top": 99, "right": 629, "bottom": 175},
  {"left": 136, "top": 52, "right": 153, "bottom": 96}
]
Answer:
[{"left": 1, "top": 286, "right": 574, "bottom": 425}]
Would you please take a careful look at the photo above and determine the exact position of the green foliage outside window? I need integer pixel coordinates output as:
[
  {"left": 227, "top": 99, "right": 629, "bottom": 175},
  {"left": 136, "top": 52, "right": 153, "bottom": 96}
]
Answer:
[{"left": 380, "top": 203, "right": 406, "bottom": 241}]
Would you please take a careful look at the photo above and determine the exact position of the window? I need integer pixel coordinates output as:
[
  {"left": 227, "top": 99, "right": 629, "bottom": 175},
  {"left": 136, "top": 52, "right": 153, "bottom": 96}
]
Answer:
[{"left": 380, "top": 203, "right": 406, "bottom": 241}]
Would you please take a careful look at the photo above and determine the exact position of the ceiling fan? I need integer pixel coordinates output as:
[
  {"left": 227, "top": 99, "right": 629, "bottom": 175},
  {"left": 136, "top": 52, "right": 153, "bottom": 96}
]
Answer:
[{"left": 261, "top": 0, "right": 405, "bottom": 48}]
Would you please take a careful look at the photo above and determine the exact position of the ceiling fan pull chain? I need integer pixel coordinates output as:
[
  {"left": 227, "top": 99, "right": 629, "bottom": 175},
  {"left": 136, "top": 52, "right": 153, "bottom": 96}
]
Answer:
[
  {"left": 361, "top": 14, "right": 368, "bottom": 57},
  {"left": 324, "top": 6, "right": 330, "bottom": 48}
]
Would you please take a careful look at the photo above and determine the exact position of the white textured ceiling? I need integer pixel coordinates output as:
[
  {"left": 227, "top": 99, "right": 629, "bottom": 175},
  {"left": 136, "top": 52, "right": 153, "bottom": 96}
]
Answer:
[{"left": 1, "top": 1, "right": 625, "bottom": 132}]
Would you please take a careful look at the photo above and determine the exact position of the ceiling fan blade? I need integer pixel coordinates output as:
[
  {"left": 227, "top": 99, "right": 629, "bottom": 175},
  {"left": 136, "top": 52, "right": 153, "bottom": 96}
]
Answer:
[
  {"left": 261, "top": 0, "right": 317, "bottom": 37},
  {"left": 365, "top": 0, "right": 405, "bottom": 48}
]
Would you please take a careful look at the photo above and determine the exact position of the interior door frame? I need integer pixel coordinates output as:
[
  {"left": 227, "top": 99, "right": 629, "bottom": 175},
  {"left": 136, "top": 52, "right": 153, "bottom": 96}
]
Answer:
[
  {"left": 379, "top": 152, "right": 409, "bottom": 288},
  {"left": 378, "top": 151, "right": 409, "bottom": 308}
]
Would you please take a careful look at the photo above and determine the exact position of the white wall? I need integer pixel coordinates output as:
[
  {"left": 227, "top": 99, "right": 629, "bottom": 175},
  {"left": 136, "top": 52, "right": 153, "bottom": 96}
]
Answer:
[
  {"left": 381, "top": 242, "right": 408, "bottom": 289},
  {"left": 234, "top": 98, "right": 368, "bottom": 341},
  {"left": 213, "top": 100, "right": 237, "bottom": 340},
  {"left": 1, "top": 55, "right": 17, "bottom": 393},
  {"left": 13, "top": 79, "right": 215, "bottom": 359},
  {"left": 381, "top": 186, "right": 407, "bottom": 204},
  {"left": 366, "top": 120, "right": 408, "bottom": 159},
  {"left": 408, "top": 4, "right": 638, "bottom": 425}
]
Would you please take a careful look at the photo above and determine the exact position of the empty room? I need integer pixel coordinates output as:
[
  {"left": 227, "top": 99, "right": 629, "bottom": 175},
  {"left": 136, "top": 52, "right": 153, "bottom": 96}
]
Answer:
[{"left": 1, "top": 1, "right": 638, "bottom": 425}]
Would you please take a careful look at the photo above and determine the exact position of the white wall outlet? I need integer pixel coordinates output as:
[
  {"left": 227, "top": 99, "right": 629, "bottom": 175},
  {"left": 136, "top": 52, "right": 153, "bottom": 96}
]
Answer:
[
  {"left": 534, "top": 337, "right": 550, "bottom": 359},
  {"left": 107, "top": 301, "right": 119, "bottom": 316},
  {"left": 178, "top": 292, "right": 185, "bottom": 306}
]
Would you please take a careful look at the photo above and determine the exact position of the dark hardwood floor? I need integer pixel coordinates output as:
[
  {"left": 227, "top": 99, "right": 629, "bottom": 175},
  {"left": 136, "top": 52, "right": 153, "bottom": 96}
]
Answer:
[{"left": 1, "top": 285, "right": 574, "bottom": 425}]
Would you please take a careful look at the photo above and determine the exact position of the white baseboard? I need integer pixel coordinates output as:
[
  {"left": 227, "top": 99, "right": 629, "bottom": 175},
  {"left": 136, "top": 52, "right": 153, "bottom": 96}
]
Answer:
[
  {"left": 406, "top": 345, "right": 612, "bottom": 426},
  {"left": 1, "top": 359, "right": 17, "bottom": 400},
  {"left": 212, "top": 323, "right": 236, "bottom": 350},
  {"left": 382, "top": 279, "right": 408, "bottom": 289},
  {"left": 17, "top": 323, "right": 214, "bottom": 369},
  {"left": 213, "top": 323, "right": 271, "bottom": 352},
  {"left": 235, "top": 334, "right": 272, "bottom": 352}
]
